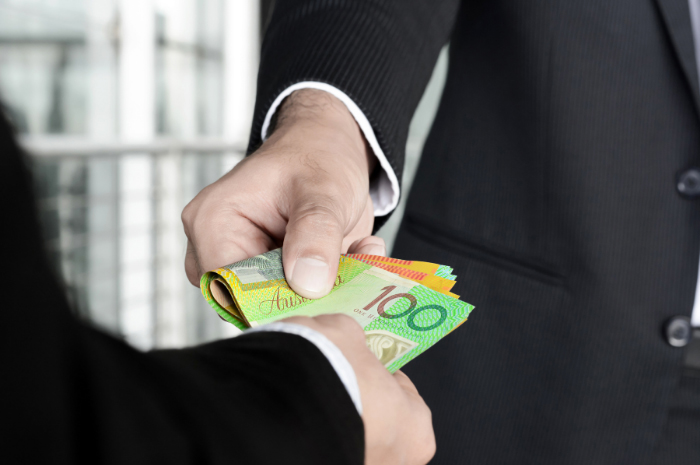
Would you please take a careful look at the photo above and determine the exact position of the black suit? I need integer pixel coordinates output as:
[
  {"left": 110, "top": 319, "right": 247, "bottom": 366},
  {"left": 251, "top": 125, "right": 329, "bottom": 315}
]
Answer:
[
  {"left": 254, "top": 1, "right": 700, "bottom": 463},
  {"left": 0, "top": 114, "right": 363, "bottom": 463}
]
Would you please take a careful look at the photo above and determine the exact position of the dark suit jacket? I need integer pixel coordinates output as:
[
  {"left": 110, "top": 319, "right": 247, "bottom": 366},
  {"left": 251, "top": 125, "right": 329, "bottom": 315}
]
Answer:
[
  {"left": 0, "top": 114, "right": 363, "bottom": 464},
  {"left": 252, "top": 1, "right": 700, "bottom": 463}
]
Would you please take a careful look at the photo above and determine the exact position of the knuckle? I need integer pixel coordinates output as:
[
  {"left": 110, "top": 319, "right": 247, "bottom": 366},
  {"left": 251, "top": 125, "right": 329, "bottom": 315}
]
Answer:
[
  {"left": 332, "top": 313, "right": 354, "bottom": 326},
  {"left": 421, "top": 436, "right": 437, "bottom": 464},
  {"left": 334, "top": 314, "right": 364, "bottom": 338},
  {"left": 185, "top": 262, "right": 199, "bottom": 286},
  {"left": 181, "top": 202, "right": 193, "bottom": 226},
  {"left": 184, "top": 247, "right": 202, "bottom": 285},
  {"left": 181, "top": 183, "right": 218, "bottom": 231},
  {"left": 181, "top": 199, "right": 202, "bottom": 234},
  {"left": 315, "top": 314, "right": 364, "bottom": 343},
  {"left": 312, "top": 314, "right": 341, "bottom": 332},
  {"left": 292, "top": 204, "right": 344, "bottom": 232},
  {"left": 283, "top": 316, "right": 315, "bottom": 328}
]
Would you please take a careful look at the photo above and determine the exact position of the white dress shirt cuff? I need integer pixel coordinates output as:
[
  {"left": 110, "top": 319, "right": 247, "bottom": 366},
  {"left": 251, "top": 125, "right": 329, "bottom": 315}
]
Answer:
[
  {"left": 243, "top": 321, "right": 363, "bottom": 415},
  {"left": 261, "top": 82, "right": 400, "bottom": 216}
]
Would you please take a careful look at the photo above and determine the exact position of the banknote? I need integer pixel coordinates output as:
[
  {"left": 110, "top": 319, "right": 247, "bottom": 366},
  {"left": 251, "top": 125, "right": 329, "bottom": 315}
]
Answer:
[
  {"left": 346, "top": 254, "right": 459, "bottom": 297},
  {"left": 200, "top": 249, "right": 474, "bottom": 373},
  {"left": 347, "top": 254, "right": 457, "bottom": 283}
]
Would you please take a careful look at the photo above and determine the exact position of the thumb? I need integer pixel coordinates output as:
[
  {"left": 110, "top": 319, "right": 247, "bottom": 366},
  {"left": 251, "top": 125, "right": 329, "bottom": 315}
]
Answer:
[{"left": 283, "top": 200, "right": 345, "bottom": 299}]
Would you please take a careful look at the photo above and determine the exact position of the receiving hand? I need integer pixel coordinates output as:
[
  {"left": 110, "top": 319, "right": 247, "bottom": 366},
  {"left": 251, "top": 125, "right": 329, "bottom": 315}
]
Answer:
[{"left": 283, "top": 314, "right": 436, "bottom": 465}]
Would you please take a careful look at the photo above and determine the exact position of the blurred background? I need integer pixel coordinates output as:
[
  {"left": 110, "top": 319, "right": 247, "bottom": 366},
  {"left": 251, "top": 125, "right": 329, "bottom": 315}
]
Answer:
[{"left": 1, "top": 0, "right": 447, "bottom": 350}]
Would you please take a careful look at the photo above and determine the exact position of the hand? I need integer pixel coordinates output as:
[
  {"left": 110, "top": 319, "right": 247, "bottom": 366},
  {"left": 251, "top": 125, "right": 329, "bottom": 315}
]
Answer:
[
  {"left": 282, "top": 314, "right": 436, "bottom": 465},
  {"left": 182, "top": 89, "right": 385, "bottom": 298}
]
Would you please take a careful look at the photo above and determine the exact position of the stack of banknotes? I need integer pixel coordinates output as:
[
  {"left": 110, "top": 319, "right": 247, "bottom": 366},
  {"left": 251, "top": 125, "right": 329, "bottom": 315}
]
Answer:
[{"left": 200, "top": 249, "right": 474, "bottom": 373}]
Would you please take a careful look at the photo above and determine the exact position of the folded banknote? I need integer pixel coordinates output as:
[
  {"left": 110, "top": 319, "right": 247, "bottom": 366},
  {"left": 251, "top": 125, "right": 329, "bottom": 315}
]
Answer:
[{"left": 200, "top": 249, "right": 474, "bottom": 373}]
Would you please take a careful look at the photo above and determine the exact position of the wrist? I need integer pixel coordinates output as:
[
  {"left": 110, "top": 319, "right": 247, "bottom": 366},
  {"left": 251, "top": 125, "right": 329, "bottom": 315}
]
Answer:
[{"left": 269, "top": 89, "right": 377, "bottom": 174}]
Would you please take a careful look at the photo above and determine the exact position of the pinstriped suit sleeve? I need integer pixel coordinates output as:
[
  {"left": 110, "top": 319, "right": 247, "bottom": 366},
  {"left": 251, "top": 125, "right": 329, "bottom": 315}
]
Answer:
[{"left": 249, "top": 0, "right": 461, "bottom": 227}]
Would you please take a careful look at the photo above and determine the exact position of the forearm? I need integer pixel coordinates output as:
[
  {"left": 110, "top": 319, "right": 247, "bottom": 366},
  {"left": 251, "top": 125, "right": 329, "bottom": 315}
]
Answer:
[{"left": 150, "top": 331, "right": 365, "bottom": 464}]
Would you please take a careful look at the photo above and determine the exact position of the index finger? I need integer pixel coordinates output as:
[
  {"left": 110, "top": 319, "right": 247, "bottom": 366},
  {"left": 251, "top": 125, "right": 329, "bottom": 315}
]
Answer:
[{"left": 392, "top": 370, "right": 421, "bottom": 396}]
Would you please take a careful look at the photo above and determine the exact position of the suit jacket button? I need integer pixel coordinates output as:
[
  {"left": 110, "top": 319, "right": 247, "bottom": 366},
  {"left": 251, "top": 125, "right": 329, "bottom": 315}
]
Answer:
[
  {"left": 665, "top": 316, "right": 692, "bottom": 347},
  {"left": 677, "top": 169, "right": 700, "bottom": 198}
]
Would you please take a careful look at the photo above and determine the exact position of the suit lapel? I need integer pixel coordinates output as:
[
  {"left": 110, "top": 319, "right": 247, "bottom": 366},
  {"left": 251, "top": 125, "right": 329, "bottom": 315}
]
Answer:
[{"left": 655, "top": 0, "right": 700, "bottom": 114}]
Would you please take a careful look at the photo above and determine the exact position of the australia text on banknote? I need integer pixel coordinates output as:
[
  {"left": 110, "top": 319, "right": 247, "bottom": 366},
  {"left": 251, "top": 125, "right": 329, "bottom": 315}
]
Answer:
[{"left": 200, "top": 249, "right": 474, "bottom": 373}]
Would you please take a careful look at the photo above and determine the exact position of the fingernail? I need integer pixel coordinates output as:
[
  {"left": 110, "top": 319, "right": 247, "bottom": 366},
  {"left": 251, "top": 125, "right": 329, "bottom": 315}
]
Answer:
[{"left": 291, "top": 257, "right": 330, "bottom": 298}]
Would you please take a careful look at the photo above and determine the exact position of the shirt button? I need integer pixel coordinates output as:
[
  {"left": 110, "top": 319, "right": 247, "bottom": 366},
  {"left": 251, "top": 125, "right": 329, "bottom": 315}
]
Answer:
[
  {"left": 665, "top": 316, "right": 692, "bottom": 347},
  {"left": 677, "top": 169, "right": 700, "bottom": 198}
]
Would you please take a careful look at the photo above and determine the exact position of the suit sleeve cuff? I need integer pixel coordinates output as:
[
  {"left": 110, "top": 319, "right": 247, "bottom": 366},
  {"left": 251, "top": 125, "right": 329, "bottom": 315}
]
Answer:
[
  {"left": 243, "top": 321, "right": 363, "bottom": 415},
  {"left": 261, "top": 82, "right": 400, "bottom": 217}
]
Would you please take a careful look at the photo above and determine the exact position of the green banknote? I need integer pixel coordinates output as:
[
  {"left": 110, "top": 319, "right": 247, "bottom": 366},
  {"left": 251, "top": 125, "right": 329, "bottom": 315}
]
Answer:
[{"left": 200, "top": 249, "right": 474, "bottom": 373}]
